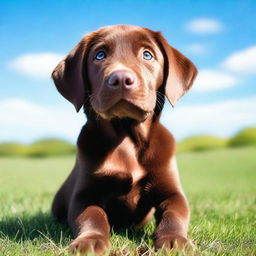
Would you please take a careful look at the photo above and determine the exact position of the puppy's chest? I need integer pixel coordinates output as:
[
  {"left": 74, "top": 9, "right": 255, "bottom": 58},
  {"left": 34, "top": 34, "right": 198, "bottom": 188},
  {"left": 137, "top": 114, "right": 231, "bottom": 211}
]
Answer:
[
  {"left": 95, "top": 162, "right": 147, "bottom": 193},
  {"left": 94, "top": 144, "right": 150, "bottom": 199},
  {"left": 95, "top": 166, "right": 150, "bottom": 213}
]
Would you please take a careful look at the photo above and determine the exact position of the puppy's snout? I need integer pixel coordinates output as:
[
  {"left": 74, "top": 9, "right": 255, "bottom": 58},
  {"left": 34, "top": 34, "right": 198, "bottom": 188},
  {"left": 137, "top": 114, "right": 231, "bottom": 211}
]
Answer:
[{"left": 107, "top": 70, "right": 136, "bottom": 89}]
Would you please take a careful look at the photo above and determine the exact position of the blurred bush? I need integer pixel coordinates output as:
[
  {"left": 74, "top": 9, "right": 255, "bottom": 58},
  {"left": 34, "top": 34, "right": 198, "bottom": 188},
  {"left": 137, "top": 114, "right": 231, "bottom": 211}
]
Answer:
[
  {"left": 0, "top": 139, "right": 75, "bottom": 157},
  {"left": 0, "top": 142, "right": 29, "bottom": 156},
  {"left": 229, "top": 127, "right": 256, "bottom": 147},
  {"left": 177, "top": 135, "right": 228, "bottom": 153},
  {"left": 27, "top": 139, "right": 76, "bottom": 157}
]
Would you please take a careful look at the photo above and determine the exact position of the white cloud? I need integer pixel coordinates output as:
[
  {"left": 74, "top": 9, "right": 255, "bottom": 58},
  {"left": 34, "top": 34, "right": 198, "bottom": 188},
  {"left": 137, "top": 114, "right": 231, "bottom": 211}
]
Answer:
[
  {"left": 191, "top": 46, "right": 256, "bottom": 93},
  {"left": 0, "top": 98, "right": 84, "bottom": 143},
  {"left": 161, "top": 97, "right": 256, "bottom": 141},
  {"left": 185, "top": 43, "right": 207, "bottom": 54},
  {"left": 221, "top": 46, "right": 256, "bottom": 75},
  {"left": 8, "top": 53, "right": 63, "bottom": 79},
  {"left": 193, "top": 69, "right": 237, "bottom": 92},
  {"left": 186, "top": 18, "right": 223, "bottom": 34}
]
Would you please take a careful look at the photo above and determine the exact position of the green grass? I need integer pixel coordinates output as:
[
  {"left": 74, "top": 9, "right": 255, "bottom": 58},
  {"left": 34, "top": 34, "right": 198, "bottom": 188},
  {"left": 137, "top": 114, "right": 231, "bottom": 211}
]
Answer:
[{"left": 0, "top": 147, "right": 255, "bottom": 255}]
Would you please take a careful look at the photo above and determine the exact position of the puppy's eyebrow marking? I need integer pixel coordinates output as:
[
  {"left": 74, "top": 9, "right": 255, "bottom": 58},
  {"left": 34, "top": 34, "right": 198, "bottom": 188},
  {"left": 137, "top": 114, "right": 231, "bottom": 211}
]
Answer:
[
  {"left": 139, "top": 41, "right": 157, "bottom": 55},
  {"left": 89, "top": 34, "right": 111, "bottom": 49},
  {"left": 129, "top": 39, "right": 158, "bottom": 60},
  {"left": 92, "top": 43, "right": 110, "bottom": 52}
]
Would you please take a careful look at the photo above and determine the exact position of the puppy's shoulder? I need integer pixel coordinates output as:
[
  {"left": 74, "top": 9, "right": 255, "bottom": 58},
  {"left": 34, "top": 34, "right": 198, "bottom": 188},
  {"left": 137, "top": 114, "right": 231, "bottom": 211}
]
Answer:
[{"left": 151, "top": 122, "right": 176, "bottom": 151}]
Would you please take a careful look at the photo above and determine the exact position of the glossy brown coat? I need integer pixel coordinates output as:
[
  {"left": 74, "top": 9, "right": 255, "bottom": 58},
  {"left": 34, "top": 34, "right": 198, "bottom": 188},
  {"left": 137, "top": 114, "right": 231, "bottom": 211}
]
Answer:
[{"left": 51, "top": 25, "right": 197, "bottom": 255}]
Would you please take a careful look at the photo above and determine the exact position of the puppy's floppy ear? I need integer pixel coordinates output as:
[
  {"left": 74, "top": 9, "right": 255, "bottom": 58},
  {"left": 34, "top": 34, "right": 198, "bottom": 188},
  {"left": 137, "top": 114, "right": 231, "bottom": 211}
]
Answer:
[
  {"left": 156, "top": 32, "right": 198, "bottom": 106},
  {"left": 52, "top": 34, "right": 93, "bottom": 112}
]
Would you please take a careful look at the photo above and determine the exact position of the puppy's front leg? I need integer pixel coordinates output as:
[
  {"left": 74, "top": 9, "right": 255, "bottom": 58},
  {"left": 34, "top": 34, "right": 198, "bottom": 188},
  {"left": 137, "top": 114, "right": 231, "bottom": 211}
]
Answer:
[
  {"left": 69, "top": 205, "right": 110, "bottom": 255},
  {"left": 153, "top": 192, "right": 194, "bottom": 251}
]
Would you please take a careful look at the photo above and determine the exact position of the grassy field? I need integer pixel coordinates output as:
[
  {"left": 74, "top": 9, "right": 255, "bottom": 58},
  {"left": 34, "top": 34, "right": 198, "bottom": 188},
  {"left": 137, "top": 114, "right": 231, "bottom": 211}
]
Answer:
[{"left": 0, "top": 147, "right": 255, "bottom": 255}]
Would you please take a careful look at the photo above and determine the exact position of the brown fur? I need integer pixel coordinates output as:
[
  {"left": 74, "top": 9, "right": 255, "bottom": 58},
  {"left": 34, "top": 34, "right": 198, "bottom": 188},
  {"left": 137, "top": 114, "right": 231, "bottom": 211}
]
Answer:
[{"left": 51, "top": 25, "right": 197, "bottom": 255}]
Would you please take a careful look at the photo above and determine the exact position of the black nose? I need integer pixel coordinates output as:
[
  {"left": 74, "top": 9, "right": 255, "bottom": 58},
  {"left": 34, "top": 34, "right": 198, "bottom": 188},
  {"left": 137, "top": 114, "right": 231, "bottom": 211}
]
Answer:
[{"left": 107, "top": 70, "right": 135, "bottom": 89}]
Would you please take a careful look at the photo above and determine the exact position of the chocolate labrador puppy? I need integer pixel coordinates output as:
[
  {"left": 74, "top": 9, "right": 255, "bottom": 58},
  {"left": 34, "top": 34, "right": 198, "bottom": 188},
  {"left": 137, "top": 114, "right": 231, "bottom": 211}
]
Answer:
[{"left": 51, "top": 25, "right": 197, "bottom": 255}]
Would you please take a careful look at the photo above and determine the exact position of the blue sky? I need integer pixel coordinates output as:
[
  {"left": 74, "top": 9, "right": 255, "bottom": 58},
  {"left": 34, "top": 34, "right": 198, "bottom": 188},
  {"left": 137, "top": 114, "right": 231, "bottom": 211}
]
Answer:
[{"left": 0, "top": 0, "right": 256, "bottom": 143}]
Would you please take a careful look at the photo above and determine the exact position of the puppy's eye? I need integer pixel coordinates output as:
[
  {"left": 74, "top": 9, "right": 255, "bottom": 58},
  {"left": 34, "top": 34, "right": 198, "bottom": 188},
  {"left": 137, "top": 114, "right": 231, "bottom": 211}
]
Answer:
[
  {"left": 143, "top": 51, "right": 153, "bottom": 60},
  {"left": 95, "top": 51, "right": 106, "bottom": 61}
]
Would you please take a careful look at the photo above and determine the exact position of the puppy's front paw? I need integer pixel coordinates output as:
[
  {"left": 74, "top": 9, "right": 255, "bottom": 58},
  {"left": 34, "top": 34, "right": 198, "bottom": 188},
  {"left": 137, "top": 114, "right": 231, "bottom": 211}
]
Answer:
[
  {"left": 154, "top": 233, "right": 194, "bottom": 251},
  {"left": 69, "top": 233, "right": 109, "bottom": 255}
]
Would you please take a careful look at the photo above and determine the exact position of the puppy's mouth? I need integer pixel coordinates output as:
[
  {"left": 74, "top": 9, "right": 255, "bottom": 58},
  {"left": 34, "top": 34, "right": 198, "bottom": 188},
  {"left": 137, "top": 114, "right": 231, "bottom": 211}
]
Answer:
[{"left": 98, "top": 100, "right": 152, "bottom": 121}]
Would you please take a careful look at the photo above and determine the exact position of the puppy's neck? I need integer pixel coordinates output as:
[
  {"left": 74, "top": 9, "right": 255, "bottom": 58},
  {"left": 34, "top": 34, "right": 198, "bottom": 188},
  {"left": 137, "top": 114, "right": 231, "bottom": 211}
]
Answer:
[
  {"left": 119, "top": 116, "right": 154, "bottom": 148},
  {"left": 91, "top": 114, "right": 156, "bottom": 149}
]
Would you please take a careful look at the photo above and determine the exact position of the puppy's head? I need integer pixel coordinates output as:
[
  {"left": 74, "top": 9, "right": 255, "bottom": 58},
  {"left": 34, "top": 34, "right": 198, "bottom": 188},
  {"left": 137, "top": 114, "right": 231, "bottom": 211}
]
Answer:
[{"left": 52, "top": 25, "right": 197, "bottom": 121}]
